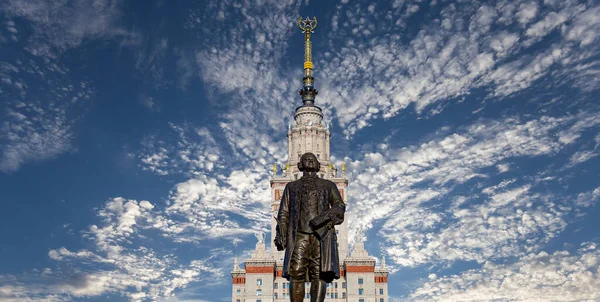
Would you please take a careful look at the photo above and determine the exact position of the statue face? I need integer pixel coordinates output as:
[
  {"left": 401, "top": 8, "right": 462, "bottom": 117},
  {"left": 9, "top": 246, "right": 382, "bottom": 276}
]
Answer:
[{"left": 300, "top": 153, "right": 319, "bottom": 172}]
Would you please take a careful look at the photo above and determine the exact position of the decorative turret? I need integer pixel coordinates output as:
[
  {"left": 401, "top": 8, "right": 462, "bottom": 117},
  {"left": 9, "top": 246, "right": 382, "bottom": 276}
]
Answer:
[{"left": 231, "top": 256, "right": 246, "bottom": 301}]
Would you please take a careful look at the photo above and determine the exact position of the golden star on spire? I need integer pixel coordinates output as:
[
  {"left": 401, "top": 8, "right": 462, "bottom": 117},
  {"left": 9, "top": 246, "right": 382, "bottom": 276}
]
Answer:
[{"left": 298, "top": 16, "right": 317, "bottom": 33}]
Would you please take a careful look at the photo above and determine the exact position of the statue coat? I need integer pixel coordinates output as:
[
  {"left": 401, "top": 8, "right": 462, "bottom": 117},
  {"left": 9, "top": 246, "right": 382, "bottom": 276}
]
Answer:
[{"left": 276, "top": 177, "right": 345, "bottom": 282}]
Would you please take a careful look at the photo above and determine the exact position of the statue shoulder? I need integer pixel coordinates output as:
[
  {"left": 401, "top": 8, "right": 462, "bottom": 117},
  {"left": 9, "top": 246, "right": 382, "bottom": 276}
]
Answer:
[
  {"left": 318, "top": 178, "right": 337, "bottom": 188},
  {"left": 287, "top": 179, "right": 302, "bottom": 189}
]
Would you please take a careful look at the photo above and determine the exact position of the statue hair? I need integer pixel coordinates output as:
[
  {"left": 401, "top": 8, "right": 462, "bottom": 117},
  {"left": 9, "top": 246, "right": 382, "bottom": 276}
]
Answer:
[{"left": 297, "top": 152, "right": 320, "bottom": 172}]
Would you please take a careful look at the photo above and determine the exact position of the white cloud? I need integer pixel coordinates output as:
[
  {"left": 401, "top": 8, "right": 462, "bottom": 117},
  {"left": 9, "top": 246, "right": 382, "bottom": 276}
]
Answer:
[
  {"left": 0, "top": 0, "right": 130, "bottom": 58},
  {"left": 574, "top": 187, "right": 600, "bottom": 208},
  {"left": 566, "top": 6, "right": 600, "bottom": 47},
  {"left": 496, "top": 163, "right": 510, "bottom": 173},
  {"left": 343, "top": 113, "right": 600, "bottom": 266},
  {"left": 0, "top": 197, "right": 225, "bottom": 301},
  {"left": 313, "top": 0, "right": 599, "bottom": 136},
  {"left": 0, "top": 104, "right": 73, "bottom": 172},
  {"left": 138, "top": 123, "right": 221, "bottom": 176},
  {"left": 567, "top": 150, "right": 599, "bottom": 168},
  {"left": 0, "top": 76, "right": 93, "bottom": 173},
  {"left": 517, "top": 1, "right": 539, "bottom": 25},
  {"left": 0, "top": 0, "right": 146, "bottom": 173},
  {"left": 411, "top": 243, "right": 600, "bottom": 301},
  {"left": 163, "top": 170, "right": 271, "bottom": 241}
]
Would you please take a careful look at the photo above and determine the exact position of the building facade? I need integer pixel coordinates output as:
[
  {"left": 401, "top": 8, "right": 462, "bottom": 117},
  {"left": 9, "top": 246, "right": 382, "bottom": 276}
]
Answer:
[{"left": 231, "top": 17, "right": 389, "bottom": 302}]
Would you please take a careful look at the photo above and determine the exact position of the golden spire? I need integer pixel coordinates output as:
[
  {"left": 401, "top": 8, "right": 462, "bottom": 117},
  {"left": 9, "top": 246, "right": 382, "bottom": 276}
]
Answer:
[
  {"left": 297, "top": 17, "right": 318, "bottom": 106},
  {"left": 298, "top": 17, "right": 317, "bottom": 71}
]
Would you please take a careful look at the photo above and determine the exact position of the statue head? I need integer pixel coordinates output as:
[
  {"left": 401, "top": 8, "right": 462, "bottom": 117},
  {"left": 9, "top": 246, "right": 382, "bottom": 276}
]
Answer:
[{"left": 297, "top": 152, "right": 320, "bottom": 172}]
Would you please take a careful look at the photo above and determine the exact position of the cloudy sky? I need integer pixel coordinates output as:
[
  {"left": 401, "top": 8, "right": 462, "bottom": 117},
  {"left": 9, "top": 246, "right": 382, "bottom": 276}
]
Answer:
[{"left": 1, "top": 0, "right": 599, "bottom": 301}]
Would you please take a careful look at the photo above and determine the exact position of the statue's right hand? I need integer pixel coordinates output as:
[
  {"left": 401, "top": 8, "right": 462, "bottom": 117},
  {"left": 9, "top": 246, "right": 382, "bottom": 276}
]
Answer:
[{"left": 274, "top": 236, "right": 285, "bottom": 251}]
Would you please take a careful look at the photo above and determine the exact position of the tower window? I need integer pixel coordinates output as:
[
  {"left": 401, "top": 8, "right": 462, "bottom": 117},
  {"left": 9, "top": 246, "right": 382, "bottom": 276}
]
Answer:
[
  {"left": 257, "top": 279, "right": 262, "bottom": 286},
  {"left": 274, "top": 282, "right": 278, "bottom": 289},
  {"left": 358, "top": 278, "right": 364, "bottom": 284},
  {"left": 257, "top": 289, "right": 262, "bottom": 296},
  {"left": 359, "top": 288, "right": 364, "bottom": 295},
  {"left": 380, "top": 288, "right": 383, "bottom": 295}
]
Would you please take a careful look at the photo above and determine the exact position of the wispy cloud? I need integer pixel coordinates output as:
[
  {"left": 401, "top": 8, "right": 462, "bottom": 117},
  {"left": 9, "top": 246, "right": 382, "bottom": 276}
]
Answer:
[
  {"left": 138, "top": 123, "right": 221, "bottom": 176},
  {"left": 411, "top": 242, "right": 600, "bottom": 301},
  {"left": 0, "top": 78, "right": 93, "bottom": 172},
  {"left": 343, "top": 112, "right": 600, "bottom": 266},
  {"left": 1, "top": 0, "right": 130, "bottom": 59},
  {"left": 318, "top": 0, "right": 600, "bottom": 136},
  {"left": 0, "top": 197, "right": 225, "bottom": 301},
  {"left": 0, "top": 0, "right": 135, "bottom": 173}
]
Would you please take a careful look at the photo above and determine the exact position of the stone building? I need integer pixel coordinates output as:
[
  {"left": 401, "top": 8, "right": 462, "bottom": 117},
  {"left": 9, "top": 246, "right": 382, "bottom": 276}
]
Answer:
[{"left": 231, "top": 17, "right": 389, "bottom": 302}]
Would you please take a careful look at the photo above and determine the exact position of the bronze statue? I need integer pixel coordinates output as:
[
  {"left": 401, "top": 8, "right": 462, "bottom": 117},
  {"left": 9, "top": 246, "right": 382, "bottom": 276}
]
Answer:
[{"left": 274, "top": 152, "right": 345, "bottom": 302}]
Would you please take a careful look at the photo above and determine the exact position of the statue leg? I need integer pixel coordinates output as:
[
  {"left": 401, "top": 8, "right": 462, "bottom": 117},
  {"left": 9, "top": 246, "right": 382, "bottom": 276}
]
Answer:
[
  {"left": 309, "top": 279, "right": 326, "bottom": 302},
  {"left": 290, "top": 280, "right": 305, "bottom": 302},
  {"left": 308, "top": 233, "right": 326, "bottom": 302},
  {"left": 289, "top": 232, "right": 310, "bottom": 301}
]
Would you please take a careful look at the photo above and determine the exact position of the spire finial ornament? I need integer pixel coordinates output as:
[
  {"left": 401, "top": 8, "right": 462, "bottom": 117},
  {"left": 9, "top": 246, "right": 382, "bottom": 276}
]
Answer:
[{"left": 297, "top": 17, "right": 319, "bottom": 106}]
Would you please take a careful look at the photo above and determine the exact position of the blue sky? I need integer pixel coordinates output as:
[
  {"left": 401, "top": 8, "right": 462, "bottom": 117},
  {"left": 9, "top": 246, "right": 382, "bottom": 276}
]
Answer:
[{"left": 1, "top": 0, "right": 600, "bottom": 301}]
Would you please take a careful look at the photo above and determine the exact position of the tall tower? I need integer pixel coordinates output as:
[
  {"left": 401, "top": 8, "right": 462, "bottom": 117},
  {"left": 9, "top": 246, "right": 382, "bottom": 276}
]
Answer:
[
  {"left": 232, "top": 17, "right": 388, "bottom": 302},
  {"left": 270, "top": 16, "right": 349, "bottom": 265}
]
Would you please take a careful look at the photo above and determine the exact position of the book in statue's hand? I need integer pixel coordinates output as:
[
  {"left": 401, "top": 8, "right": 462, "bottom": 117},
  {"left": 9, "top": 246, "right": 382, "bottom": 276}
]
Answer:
[{"left": 309, "top": 212, "right": 332, "bottom": 231}]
